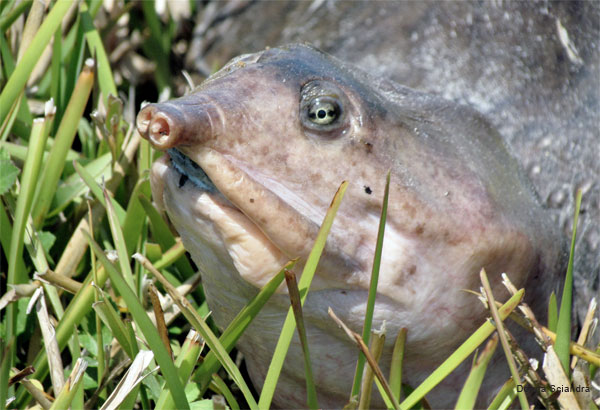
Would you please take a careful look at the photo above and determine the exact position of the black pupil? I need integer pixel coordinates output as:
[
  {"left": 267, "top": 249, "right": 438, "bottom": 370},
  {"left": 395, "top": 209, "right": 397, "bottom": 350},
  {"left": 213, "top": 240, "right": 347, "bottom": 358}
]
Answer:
[{"left": 318, "top": 109, "right": 327, "bottom": 119}]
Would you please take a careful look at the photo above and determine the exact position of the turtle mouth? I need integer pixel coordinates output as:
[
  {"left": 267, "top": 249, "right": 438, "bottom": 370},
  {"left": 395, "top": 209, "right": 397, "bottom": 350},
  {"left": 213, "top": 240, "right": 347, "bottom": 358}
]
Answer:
[{"left": 168, "top": 148, "right": 218, "bottom": 193}]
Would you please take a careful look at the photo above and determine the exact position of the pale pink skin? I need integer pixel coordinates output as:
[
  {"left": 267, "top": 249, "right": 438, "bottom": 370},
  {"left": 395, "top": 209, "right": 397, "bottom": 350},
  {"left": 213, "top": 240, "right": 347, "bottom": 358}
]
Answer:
[{"left": 137, "top": 45, "right": 561, "bottom": 408}]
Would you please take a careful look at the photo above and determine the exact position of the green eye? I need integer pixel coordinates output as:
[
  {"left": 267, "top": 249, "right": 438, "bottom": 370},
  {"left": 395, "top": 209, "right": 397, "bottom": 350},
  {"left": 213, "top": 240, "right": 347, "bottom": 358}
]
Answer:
[{"left": 307, "top": 97, "right": 341, "bottom": 125}]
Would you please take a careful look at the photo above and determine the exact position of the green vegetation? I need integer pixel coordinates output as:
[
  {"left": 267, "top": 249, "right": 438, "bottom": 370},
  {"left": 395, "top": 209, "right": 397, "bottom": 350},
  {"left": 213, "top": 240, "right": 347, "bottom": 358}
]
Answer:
[{"left": 1, "top": 2, "right": 597, "bottom": 410}]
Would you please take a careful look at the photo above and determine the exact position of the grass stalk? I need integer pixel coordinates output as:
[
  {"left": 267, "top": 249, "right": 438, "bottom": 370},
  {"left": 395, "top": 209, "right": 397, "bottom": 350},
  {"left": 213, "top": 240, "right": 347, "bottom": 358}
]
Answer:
[
  {"left": 555, "top": 189, "right": 583, "bottom": 375},
  {"left": 358, "top": 330, "right": 386, "bottom": 409},
  {"left": 455, "top": 334, "right": 498, "bottom": 409},
  {"left": 103, "top": 188, "right": 136, "bottom": 291},
  {"left": 285, "top": 270, "right": 318, "bottom": 409},
  {"left": 2, "top": 117, "right": 50, "bottom": 409},
  {"left": 389, "top": 327, "right": 407, "bottom": 402},
  {"left": 156, "top": 330, "right": 204, "bottom": 409},
  {"left": 92, "top": 299, "right": 136, "bottom": 359},
  {"left": 32, "top": 59, "right": 95, "bottom": 227},
  {"left": 48, "top": 358, "right": 88, "bottom": 410},
  {"left": 480, "top": 269, "right": 529, "bottom": 409},
  {"left": 487, "top": 378, "right": 518, "bottom": 410},
  {"left": 210, "top": 374, "right": 241, "bottom": 410},
  {"left": 547, "top": 292, "right": 558, "bottom": 333},
  {"left": 328, "top": 309, "right": 400, "bottom": 409},
  {"left": 80, "top": 3, "right": 117, "bottom": 102},
  {"left": 351, "top": 172, "right": 390, "bottom": 398}
]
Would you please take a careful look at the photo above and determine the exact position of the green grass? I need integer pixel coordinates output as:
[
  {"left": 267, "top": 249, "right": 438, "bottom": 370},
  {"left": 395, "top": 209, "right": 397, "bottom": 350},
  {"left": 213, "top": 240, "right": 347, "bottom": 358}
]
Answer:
[{"left": 1, "top": 2, "right": 597, "bottom": 410}]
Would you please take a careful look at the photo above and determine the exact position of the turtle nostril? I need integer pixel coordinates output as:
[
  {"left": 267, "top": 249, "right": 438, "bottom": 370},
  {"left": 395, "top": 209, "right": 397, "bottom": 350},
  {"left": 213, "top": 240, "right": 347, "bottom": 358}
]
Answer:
[
  {"left": 136, "top": 105, "right": 156, "bottom": 136},
  {"left": 148, "top": 114, "right": 177, "bottom": 149},
  {"left": 151, "top": 116, "right": 168, "bottom": 139}
]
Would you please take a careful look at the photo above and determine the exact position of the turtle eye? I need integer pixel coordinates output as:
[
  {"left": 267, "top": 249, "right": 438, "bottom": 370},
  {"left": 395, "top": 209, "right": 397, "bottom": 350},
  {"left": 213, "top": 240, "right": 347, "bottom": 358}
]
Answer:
[
  {"left": 300, "top": 80, "right": 347, "bottom": 134},
  {"left": 307, "top": 97, "right": 341, "bottom": 125}
]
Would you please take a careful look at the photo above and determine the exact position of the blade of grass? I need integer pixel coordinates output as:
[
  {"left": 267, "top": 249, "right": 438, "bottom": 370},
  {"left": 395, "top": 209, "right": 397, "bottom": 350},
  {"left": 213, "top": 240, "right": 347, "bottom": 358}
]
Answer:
[
  {"left": 80, "top": 3, "right": 117, "bottom": 103},
  {"left": 152, "top": 239, "right": 186, "bottom": 270},
  {"left": 17, "top": 0, "right": 45, "bottom": 63},
  {"left": 284, "top": 269, "right": 318, "bottom": 409},
  {"left": 94, "top": 252, "right": 106, "bottom": 404},
  {"left": 121, "top": 178, "right": 151, "bottom": 255},
  {"left": 133, "top": 253, "right": 259, "bottom": 409},
  {"left": 540, "top": 327, "right": 600, "bottom": 366},
  {"left": 400, "top": 289, "right": 524, "bottom": 410},
  {"left": 85, "top": 232, "right": 190, "bottom": 410},
  {"left": 389, "top": 327, "right": 407, "bottom": 402},
  {"left": 32, "top": 59, "right": 95, "bottom": 227},
  {"left": 48, "top": 153, "right": 112, "bottom": 217},
  {"left": 98, "top": 350, "right": 154, "bottom": 410},
  {"left": 50, "top": 26, "right": 62, "bottom": 127},
  {"left": 192, "top": 260, "right": 297, "bottom": 392},
  {"left": 156, "top": 330, "right": 204, "bottom": 409},
  {"left": 140, "top": 1, "right": 171, "bottom": 91},
  {"left": 0, "top": 0, "right": 70, "bottom": 123},
  {"left": 351, "top": 172, "right": 390, "bottom": 398},
  {"left": 74, "top": 161, "right": 126, "bottom": 223},
  {"left": 210, "top": 374, "right": 240, "bottom": 410},
  {"left": 487, "top": 378, "right": 518, "bottom": 410},
  {"left": 93, "top": 300, "right": 136, "bottom": 359},
  {"left": 17, "top": 378, "right": 52, "bottom": 410},
  {"left": 61, "top": 16, "right": 86, "bottom": 128},
  {"left": 103, "top": 188, "right": 136, "bottom": 291},
  {"left": 548, "top": 291, "right": 558, "bottom": 333},
  {"left": 359, "top": 330, "right": 386, "bottom": 410},
  {"left": 571, "top": 298, "right": 597, "bottom": 369},
  {"left": 30, "top": 289, "right": 64, "bottom": 397},
  {"left": 34, "top": 270, "right": 82, "bottom": 294},
  {"left": 0, "top": 1, "right": 32, "bottom": 32},
  {"left": 0, "top": 201, "right": 25, "bottom": 279},
  {"left": 148, "top": 283, "right": 172, "bottom": 357},
  {"left": 328, "top": 309, "right": 400, "bottom": 410},
  {"left": 258, "top": 181, "right": 348, "bottom": 409},
  {"left": 480, "top": 269, "right": 529, "bottom": 410},
  {"left": 555, "top": 188, "right": 583, "bottom": 375},
  {"left": 2, "top": 117, "right": 50, "bottom": 409},
  {"left": 48, "top": 358, "right": 88, "bottom": 410},
  {"left": 455, "top": 333, "right": 498, "bottom": 409},
  {"left": 139, "top": 194, "right": 195, "bottom": 278}
]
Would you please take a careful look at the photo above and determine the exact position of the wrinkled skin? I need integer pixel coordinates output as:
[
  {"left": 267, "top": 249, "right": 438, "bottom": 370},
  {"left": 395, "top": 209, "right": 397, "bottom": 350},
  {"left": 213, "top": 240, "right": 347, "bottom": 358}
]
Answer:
[
  {"left": 187, "top": 0, "right": 599, "bottom": 324},
  {"left": 137, "top": 44, "right": 562, "bottom": 407}
]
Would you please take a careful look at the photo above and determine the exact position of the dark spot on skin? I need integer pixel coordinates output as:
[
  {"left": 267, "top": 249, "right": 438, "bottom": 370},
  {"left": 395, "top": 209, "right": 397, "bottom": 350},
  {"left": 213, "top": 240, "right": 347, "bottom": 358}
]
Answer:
[
  {"left": 178, "top": 174, "right": 188, "bottom": 188},
  {"left": 249, "top": 198, "right": 255, "bottom": 203},
  {"left": 402, "top": 202, "right": 416, "bottom": 218},
  {"left": 364, "top": 186, "right": 372, "bottom": 195},
  {"left": 407, "top": 265, "right": 417, "bottom": 275},
  {"left": 364, "top": 141, "right": 373, "bottom": 153},
  {"left": 340, "top": 290, "right": 346, "bottom": 295},
  {"left": 415, "top": 224, "right": 425, "bottom": 235}
]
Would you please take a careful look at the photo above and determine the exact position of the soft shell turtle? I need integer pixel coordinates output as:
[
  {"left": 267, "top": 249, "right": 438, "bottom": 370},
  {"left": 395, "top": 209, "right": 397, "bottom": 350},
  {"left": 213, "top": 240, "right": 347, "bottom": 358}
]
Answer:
[{"left": 137, "top": 44, "right": 562, "bottom": 407}]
